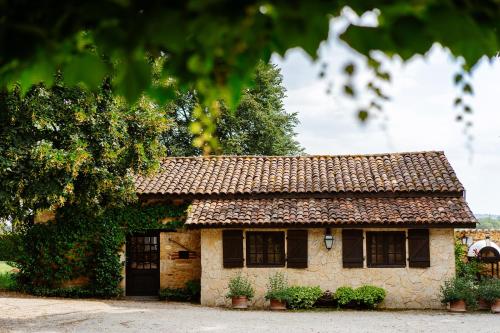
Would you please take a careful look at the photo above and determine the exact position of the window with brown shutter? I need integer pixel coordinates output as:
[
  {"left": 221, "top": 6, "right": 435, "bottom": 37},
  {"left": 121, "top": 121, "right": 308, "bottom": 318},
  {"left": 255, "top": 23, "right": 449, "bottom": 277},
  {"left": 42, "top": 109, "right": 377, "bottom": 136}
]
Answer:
[
  {"left": 367, "top": 232, "right": 406, "bottom": 268},
  {"left": 222, "top": 230, "right": 244, "bottom": 268},
  {"left": 408, "top": 229, "right": 430, "bottom": 268},
  {"left": 287, "top": 230, "right": 308, "bottom": 268},
  {"left": 246, "top": 232, "right": 285, "bottom": 267},
  {"left": 342, "top": 230, "right": 364, "bottom": 268}
]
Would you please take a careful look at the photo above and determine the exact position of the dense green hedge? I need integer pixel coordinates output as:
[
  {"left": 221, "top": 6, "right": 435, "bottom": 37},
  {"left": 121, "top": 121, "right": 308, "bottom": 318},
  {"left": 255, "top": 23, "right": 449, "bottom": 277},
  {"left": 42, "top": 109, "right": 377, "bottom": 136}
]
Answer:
[
  {"left": 0, "top": 234, "right": 17, "bottom": 261},
  {"left": 334, "top": 285, "right": 386, "bottom": 309},
  {"left": 14, "top": 204, "right": 187, "bottom": 298},
  {"left": 284, "top": 286, "right": 323, "bottom": 309}
]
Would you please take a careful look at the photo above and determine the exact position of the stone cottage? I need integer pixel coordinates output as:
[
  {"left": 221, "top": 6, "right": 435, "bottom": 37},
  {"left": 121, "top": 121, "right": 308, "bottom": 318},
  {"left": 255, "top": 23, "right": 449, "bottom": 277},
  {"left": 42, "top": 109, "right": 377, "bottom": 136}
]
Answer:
[{"left": 131, "top": 151, "right": 476, "bottom": 308}]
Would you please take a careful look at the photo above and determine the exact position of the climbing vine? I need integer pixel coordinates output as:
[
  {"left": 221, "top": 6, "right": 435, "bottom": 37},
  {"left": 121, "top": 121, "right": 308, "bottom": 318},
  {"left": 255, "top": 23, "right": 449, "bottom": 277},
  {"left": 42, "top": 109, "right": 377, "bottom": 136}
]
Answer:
[{"left": 14, "top": 204, "right": 188, "bottom": 298}]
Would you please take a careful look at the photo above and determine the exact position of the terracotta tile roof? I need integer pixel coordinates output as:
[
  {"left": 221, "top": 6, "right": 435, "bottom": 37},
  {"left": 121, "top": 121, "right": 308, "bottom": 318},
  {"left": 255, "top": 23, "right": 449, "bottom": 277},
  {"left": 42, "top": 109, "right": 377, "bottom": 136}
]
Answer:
[
  {"left": 185, "top": 197, "right": 476, "bottom": 227},
  {"left": 135, "top": 151, "right": 464, "bottom": 195}
]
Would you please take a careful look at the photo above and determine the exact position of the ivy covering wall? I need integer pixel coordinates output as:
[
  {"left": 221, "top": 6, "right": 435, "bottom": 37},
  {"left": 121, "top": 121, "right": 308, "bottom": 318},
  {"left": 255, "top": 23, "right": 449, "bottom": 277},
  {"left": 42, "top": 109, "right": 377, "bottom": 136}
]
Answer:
[{"left": 14, "top": 204, "right": 187, "bottom": 298}]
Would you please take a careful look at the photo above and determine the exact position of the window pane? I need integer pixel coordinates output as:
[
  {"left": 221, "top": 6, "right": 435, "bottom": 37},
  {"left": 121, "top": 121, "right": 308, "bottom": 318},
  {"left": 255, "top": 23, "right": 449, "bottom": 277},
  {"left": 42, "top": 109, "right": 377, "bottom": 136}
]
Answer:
[
  {"left": 367, "top": 232, "right": 406, "bottom": 267},
  {"left": 246, "top": 232, "right": 284, "bottom": 267}
]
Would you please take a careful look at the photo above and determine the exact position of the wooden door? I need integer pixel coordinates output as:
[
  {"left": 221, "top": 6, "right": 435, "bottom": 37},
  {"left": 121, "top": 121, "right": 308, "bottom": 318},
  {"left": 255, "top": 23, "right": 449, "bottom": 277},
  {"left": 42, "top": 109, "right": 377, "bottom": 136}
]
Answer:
[{"left": 126, "top": 232, "right": 160, "bottom": 296}]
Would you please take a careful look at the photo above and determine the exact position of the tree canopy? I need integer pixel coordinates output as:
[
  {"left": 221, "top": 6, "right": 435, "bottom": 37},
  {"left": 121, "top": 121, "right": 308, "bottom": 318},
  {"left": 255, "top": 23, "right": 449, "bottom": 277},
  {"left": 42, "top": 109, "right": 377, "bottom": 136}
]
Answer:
[
  {"left": 2, "top": 1, "right": 499, "bottom": 150},
  {"left": 0, "top": 78, "right": 167, "bottom": 220},
  {"left": 164, "top": 62, "right": 303, "bottom": 156}
]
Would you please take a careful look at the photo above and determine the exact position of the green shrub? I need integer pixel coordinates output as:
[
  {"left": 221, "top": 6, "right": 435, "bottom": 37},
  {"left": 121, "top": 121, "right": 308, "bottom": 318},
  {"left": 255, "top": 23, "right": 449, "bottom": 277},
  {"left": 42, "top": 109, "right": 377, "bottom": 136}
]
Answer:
[
  {"left": 478, "top": 278, "right": 500, "bottom": 303},
  {"left": 0, "top": 272, "right": 15, "bottom": 290},
  {"left": 0, "top": 234, "right": 17, "bottom": 261},
  {"left": 334, "top": 286, "right": 357, "bottom": 306},
  {"left": 440, "top": 276, "right": 477, "bottom": 307},
  {"left": 455, "top": 241, "right": 483, "bottom": 279},
  {"left": 226, "top": 274, "right": 254, "bottom": 299},
  {"left": 284, "top": 286, "right": 323, "bottom": 309},
  {"left": 20, "top": 286, "right": 95, "bottom": 298},
  {"left": 159, "top": 279, "right": 201, "bottom": 302},
  {"left": 265, "top": 272, "right": 288, "bottom": 301},
  {"left": 334, "top": 285, "right": 386, "bottom": 308},
  {"left": 355, "top": 285, "right": 386, "bottom": 308}
]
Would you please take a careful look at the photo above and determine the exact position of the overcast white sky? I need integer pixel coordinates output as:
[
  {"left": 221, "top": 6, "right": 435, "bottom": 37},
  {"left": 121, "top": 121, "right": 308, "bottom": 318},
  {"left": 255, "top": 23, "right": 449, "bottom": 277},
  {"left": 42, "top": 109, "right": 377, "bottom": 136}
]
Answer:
[{"left": 272, "top": 16, "right": 500, "bottom": 215}]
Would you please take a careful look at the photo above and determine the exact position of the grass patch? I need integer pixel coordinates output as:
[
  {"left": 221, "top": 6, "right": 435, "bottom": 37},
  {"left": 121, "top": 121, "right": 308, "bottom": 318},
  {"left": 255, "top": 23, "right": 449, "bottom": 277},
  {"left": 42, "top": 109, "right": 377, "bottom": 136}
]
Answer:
[
  {"left": 0, "top": 261, "right": 14, "bottom": 274},
  {"left": 0, "top": 261, "right": 15, "bottom": 290}
]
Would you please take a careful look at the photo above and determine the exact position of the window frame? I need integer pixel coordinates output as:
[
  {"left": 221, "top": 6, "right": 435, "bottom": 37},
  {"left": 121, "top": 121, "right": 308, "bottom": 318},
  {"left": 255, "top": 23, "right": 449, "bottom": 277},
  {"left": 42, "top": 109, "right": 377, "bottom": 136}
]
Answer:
[
  {"left": 366, "top": 231, "right": 407, "bottom": 268},
  {"left": 245, "top": 231, "right": 285, "bottom": 268}
]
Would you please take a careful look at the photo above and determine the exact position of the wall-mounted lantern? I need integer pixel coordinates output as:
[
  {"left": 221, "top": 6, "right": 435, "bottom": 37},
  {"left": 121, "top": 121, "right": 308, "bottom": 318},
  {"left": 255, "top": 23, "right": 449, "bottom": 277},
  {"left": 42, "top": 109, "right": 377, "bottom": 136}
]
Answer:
[
  {"left": 486, "top": 235, "right": 491, "bottom": 247},
  {"left": 460, "top": 233, "right": 473, "bottom": 247},
  {"left": 324, "top": 228, "right": 334, "bottom": 250}
]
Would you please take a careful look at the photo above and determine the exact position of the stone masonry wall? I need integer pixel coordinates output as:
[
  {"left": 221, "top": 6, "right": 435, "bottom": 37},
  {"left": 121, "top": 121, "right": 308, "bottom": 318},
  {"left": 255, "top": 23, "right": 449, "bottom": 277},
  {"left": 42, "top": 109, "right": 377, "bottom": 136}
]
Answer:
[
  {"left": 455, "top": 229, "right": 500, "bottom": 244},
  {"left": 159, "top": 229, "right": 201, "bottom": 289},
  {"left": 200, "top": 228, "right": 455, "bottom": 309}
]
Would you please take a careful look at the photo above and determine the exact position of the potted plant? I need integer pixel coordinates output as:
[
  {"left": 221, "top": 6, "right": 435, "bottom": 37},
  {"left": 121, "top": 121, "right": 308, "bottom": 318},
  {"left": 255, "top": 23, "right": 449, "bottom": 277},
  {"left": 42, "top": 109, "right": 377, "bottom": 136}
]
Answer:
[
  {"left": 265, "top": 272, "right": 289, "bottom": 310},
  {"left": 477, "top": 278, "right": 492, "bottom": 310},
  {"left": 440, "top": 277, "right": 476, "bottom": 312},
  {"left": 478, "top": 278, "right": 500, "bottom": 313},
  {"left": 226, "top": 274, "right": 254, "bottom": 309}
]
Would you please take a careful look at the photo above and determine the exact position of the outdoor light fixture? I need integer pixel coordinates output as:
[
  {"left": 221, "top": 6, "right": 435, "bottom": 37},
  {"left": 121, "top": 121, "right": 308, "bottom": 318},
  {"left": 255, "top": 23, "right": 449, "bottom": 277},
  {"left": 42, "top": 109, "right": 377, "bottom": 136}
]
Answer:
[
  {"left": 460, "top": 234, "right": 473, "bottom": 247},
  {"left": 486, "top": 235, "right": 491, "bottom": 247},
  {"left": 324, "top": 228, "right": 334, "bottom": 250}
]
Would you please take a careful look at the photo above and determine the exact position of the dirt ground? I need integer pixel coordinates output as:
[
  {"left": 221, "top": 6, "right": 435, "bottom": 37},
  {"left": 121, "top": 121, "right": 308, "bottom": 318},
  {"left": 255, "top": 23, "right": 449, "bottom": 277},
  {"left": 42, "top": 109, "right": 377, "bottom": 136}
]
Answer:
[{"left": 0, "top": 294, "right": 499, "bottom": 333}]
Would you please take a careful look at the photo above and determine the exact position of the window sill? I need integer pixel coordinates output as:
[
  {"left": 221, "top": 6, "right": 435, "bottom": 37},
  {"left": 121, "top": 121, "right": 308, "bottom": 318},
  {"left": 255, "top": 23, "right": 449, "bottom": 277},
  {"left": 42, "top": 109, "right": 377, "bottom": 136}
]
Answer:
[
  {"left": 246, "top": 264, "right": 285, "bottom": 268},
  {"left": 367, "top": 265, "right": 406, "bottom": 268}
]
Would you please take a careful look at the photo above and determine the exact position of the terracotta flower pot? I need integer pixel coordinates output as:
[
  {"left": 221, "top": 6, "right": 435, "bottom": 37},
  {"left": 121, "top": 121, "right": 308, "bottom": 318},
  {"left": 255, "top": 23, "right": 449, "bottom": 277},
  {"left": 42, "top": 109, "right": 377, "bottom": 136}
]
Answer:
[
  {"left": 478, "top": 298, "right": 490, "bottom": 310},
  {"left": 269, "top": 299, "right": 287, "bottom": 310},
  {"left": 231, "top": 296, "right": 248, "bottom": 309},
  {"left": 449, "top": 300, "right": 466, "bottom": 312},
  {"left": 491, "top": 299, "right": 500, "bottom": 313}
]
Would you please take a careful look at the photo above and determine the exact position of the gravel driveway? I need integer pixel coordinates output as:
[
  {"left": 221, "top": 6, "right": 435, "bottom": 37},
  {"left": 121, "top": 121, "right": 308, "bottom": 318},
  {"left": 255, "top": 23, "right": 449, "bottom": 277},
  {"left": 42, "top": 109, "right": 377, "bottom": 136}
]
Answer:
[{"left": 0, "top": 294, "right": 499, "bottom": 333}]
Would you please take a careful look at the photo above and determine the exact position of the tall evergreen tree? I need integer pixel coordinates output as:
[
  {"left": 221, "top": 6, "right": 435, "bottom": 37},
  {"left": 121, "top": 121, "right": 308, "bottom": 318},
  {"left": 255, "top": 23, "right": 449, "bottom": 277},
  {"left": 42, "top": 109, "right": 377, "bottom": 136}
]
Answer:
[{"left": 163, "top": 62, "right": 303, "bottom": 156}]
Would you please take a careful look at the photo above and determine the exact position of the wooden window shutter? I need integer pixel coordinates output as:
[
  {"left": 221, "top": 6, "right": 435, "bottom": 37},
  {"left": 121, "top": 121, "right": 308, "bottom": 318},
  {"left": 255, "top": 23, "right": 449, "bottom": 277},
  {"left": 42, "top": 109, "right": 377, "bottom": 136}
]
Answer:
[
  {"left": 222, "top": 230, "right": 244, "bottom": 268},
  {"left": 408, "top": 229, "right": 430, "bottom": 268},
  {"left": 342, "top": 229, "right": 364, "bottom": 268},
  {"left": 287, "top": 230, "right": 308, "bottom": 268}
]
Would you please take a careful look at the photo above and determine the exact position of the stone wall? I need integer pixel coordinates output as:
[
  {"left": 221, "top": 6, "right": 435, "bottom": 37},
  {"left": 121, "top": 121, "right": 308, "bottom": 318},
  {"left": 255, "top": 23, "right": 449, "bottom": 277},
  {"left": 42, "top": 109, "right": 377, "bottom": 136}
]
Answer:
[
  {"left": 159, "top": 229, "right": 201, "bottom": 289},
  {"left": 455, "top": 229, "right": 500, "bottom": 244},
  {"left": 200, "top": 228, "right": 455, "bottom": 309}
]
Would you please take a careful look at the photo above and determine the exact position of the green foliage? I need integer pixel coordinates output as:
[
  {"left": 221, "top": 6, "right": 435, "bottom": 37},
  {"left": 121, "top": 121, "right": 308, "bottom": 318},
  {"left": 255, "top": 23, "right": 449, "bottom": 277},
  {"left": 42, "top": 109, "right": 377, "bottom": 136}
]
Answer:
[
  {"left": 0, "top": 79, "right": 167, "bottom": 221},
  {"left": 334, "top": 287, "right": 357, "bottom": 306},
  {"left": 226, "top": 274, "right": 255, "bottom": 299},
  {"left": 478, "top": 278, "right": 500, "bottom": 303},
  {"left": 3, "top": 1, "right": 497, "bottom": 152},
  {"left": 334, "top": 285, "right": 386, "bottom": 308},
  {"left": 354, "top": 286, "right": 386, "bottom": 309},
  {"left": 440, "top": 276, "right": 477, "bottom": 307},
  {"left": 3, "top": 2, "right": 497, "bottom": 100},
  {"left": 0, "top": 234, "right": 17, "bottom": 261},
  {"left": 14, "top": 204, "right": 187, "bottom": 298},
  {"left": 159, "top": 279, "right": 201, "bottom": 303},
  {"left": 265, "top": 272, "right": 289, "bottom": 301},
  {"left": 455, "top": 240, "right": 484, "bottom": 279},
  {"left": 0, "top": 272, "right": 15, "bottom": 290},
  {"left": 283, "top": 286, "right": 323, "bottom": 309},
  {"left": 20, "top": 286, "right": 94, "bottom": 298},
  {"left": 477, "top": 215, "right": 500, "bottom": 229},
  {"left": 163, "top": 62, "right": 303, "bottom": 156}
]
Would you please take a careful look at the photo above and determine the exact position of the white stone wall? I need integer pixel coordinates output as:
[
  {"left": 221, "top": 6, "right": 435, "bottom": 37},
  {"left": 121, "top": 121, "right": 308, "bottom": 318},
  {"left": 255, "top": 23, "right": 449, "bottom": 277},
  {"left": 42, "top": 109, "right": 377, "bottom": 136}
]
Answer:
[{"left": 200, "top": 228, "right": 455, "bottom": 309}]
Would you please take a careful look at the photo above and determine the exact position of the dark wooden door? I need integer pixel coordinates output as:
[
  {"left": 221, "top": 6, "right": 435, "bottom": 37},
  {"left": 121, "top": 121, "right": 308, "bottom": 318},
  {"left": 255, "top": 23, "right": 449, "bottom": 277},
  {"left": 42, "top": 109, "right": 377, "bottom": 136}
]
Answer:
[{"left": 126, "top": 232, "right": 160, "bottom": 296}]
